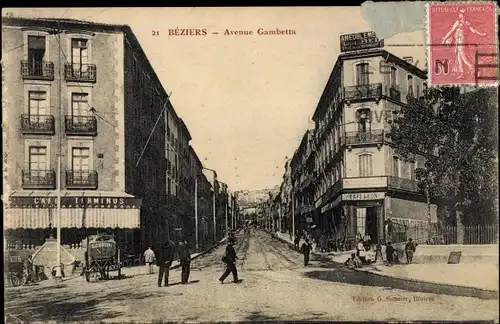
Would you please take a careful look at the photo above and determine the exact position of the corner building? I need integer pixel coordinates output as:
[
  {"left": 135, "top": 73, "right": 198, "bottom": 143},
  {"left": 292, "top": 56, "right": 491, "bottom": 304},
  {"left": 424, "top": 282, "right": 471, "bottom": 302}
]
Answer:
[
  {"left": 2, "top": 17, "right": 181, "bottom": 254},
  {"left": 310, "top": 48, "right": 437, "bottom": 248}
]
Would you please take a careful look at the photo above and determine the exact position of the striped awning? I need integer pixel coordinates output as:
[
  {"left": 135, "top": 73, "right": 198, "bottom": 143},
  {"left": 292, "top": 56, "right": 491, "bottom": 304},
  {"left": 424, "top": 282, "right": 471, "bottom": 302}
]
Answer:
[{"left": 4, "top": 191, "right": 142, "bottom": 229}]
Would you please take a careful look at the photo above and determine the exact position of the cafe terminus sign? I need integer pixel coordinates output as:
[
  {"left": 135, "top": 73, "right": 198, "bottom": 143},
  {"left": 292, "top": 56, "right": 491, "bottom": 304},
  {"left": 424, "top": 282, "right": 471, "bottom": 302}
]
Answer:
[
  {"left": 8, "top": 196, "right": 142, "bottom": 209},
  {"left": 340, "top": 31, "right": 384, "bottom": 53}
]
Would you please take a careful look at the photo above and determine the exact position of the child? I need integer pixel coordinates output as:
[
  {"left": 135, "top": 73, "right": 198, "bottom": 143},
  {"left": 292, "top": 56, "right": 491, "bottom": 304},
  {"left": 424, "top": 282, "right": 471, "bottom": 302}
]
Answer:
[
  {"left": 386, "top": 242, "right": 395, "bottom": 266},
  {"left": 344, "top": 253, "right": 361, "bottom": 269}
]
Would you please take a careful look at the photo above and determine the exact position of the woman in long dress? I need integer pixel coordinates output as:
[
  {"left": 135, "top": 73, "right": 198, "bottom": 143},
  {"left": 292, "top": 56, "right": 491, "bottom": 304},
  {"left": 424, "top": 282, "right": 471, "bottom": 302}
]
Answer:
[{"left": 441, "top": 8, "right": 487, "bottom": 79}]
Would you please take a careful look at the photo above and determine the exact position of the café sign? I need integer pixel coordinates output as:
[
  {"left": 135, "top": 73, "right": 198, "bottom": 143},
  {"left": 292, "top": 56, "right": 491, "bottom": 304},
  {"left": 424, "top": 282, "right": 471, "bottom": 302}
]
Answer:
[
  {"left": 8, "top": 196, "right": 142, "bottom": 209},
  {"left": 340, "top": 31, "right": 384, "bottom": 53},
  {"left": 342, "top": 192, "right": 385, "bottom": 201}
]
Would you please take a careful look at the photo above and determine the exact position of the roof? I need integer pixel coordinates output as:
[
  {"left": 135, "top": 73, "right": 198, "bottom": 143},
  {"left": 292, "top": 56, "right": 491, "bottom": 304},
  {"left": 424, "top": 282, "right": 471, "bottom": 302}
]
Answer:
[{"left": 2, "top": 16, "right": 126, "bottom": 33}]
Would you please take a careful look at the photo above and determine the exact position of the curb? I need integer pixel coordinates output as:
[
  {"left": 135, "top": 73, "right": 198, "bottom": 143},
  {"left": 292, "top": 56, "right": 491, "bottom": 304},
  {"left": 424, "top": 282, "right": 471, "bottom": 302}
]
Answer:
[
  {"left": 170, "top": 238, "right": 228, "bottom": 270},
  {"left": 267, "top": 230, "right": 498, "bottom": 294}
]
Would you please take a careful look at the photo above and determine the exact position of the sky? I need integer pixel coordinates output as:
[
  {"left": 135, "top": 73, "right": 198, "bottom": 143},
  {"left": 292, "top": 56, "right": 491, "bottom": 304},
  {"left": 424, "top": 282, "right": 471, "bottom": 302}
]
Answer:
[{"left": 3, "top": 7, "right": 426, "bottom": 192}]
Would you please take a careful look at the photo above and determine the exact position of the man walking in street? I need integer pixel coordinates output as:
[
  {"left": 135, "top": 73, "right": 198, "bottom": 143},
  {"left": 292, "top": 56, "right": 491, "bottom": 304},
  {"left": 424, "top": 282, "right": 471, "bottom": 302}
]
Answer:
[
  {"left": 143, "top": 246, "right": 156, "bottom": 274},
  {"left": 301, "top": 238, "right": 312, "bottom": 266},
  {"left": 178, "top": 240, "right": 191, "bottom": 284},
  {"left": 157, "top": 240, "right": 175, "bottom": 287},
  {"left": 219, "top": 237, "right": 239, "bottom": 284}
]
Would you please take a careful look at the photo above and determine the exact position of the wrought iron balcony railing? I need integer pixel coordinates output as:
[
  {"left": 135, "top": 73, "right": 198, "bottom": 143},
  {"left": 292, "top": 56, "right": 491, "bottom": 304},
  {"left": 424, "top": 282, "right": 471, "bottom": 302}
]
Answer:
[
  {"left": 64, "top": 64, "right": 97, "bottom": 83},
  {"left": 65, "top": 115, "right": 97, "bottom": 136},
  {"left": 20, "top": 114, "right": 55, "bottom": 135},
  {"left": 22, "top": 170, "right": 56, "bottom": 189},
  {"left": 345, "top": 130, "right": 384, "bottom": 145},
  {"left": 387, "top": 176, "right": 419, "bottom": 192},
  {"left": 20, "top": 60, "right": 54, "bottom": 81},
  {"left": 65, "top": 170, "right": 98, "bottom": 189},
  {"left": 344, "top": 83, "right": 382, "bottom": 102}
]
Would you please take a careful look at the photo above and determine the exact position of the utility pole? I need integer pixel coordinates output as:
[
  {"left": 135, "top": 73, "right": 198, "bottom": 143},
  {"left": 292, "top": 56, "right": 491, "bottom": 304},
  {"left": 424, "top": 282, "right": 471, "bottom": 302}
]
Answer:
[
  {"left": 225, "top": 195, "right": 228, "bottom": 236},
  {"left": 54, "top": 28, "right": 63, "bottom": 280},
  {"left": 213, "top": 180, "right": 217, "bottom": 243},
  {"left": 194, "top": 174, "right": 199, "bottom": 251},
  {"left": 292, "top": 186, "right": 295, "bottom": 239}
]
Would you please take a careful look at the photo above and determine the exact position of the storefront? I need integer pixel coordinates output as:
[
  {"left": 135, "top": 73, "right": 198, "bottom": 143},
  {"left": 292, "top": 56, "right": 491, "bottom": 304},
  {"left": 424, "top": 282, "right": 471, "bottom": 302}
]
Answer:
[{"left": 4, "top": 191, "right": 142, "bottom": 254}]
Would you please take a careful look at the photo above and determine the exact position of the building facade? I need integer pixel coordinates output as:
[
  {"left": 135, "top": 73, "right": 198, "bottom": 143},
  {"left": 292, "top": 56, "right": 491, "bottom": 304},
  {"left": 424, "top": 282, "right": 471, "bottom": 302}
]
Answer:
[
  {"left": 279, "top": 160, "right": 292, "bottom": 234},
  {"left": 2, "top": 16, "right": 221, "bottom": 255},
  {"left": 310, "top": 48, "right": 436, "bottom": 248},
  {"left": 2, "top": 17, "right": 152, "bottom": 254},
  {"left": 290, "top": 130, "right": 316, "bottom": 236}
]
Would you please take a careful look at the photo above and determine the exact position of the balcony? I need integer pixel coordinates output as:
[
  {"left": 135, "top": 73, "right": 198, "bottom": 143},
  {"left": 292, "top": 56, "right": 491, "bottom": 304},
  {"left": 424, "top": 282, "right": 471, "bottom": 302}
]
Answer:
[
  {"left": 388, "top": 86, "right": 401, "bottom": 101},
  {"left": 387, "top": 176, "right": 420, "bottom": 192},
  {"left": 65, "top": 116, "right": 97, "bottom": 136},
  {"left": 64, "top": 64, "right": 97, "bottom": 83},
  {"left": 20, "top": 114, "right": 55, "bottom": 135},
  {"left": 344, "top": 83, "right": 382, "bottom": 104},
  {"left": 65, "top": 170, "right": 98, "bottom": 189},
  {"left": 20, "top": 60, "right": 54, "bottom": 81},
  {"left": 22, "top": 170, "right": 56, "bottom": 189},
  {"left": 345, "top": 130, "right": 384, "bottom": 146}
]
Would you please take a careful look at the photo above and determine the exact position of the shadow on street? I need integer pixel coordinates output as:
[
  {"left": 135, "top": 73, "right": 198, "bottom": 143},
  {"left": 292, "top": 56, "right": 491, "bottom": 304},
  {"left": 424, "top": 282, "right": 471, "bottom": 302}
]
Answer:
[{"left": 303, "top": 265, "right": 498, "bottom": 300}]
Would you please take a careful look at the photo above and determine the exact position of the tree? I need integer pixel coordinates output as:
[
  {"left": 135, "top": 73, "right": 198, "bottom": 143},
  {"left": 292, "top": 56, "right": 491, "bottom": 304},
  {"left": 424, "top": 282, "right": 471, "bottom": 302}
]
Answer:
[{"left": 389, "top": 86, "right": 498, "bottom": 227}]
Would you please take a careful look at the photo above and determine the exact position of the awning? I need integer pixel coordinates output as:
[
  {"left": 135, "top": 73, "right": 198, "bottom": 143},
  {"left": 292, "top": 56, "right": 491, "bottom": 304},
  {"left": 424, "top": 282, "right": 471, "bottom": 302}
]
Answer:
[{"left": 4, "top": 191, "right": 142, "bottom": 229}]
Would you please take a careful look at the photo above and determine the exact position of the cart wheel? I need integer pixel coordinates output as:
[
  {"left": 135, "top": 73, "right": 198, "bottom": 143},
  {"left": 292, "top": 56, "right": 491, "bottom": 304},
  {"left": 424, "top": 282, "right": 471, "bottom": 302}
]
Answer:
[{"left": 10, "top": 273, "right": 21, "bottom": 287}]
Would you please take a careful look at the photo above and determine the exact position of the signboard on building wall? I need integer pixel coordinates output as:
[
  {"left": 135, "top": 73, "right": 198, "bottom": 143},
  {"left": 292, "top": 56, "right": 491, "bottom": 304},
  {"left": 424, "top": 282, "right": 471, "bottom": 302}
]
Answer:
[
  {"left": 8, "top": 196, "right": 142, "bottom": 209},
  {"left": 340, "top": 31, "right": 384, "bottom": 53},
  {"left": 342, "top": 192, "right": 385, "bottom": 201}
]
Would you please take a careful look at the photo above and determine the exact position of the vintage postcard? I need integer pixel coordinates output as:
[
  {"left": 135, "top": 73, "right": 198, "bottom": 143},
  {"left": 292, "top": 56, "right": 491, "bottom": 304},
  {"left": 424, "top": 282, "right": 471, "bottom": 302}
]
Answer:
[{"left": 2, "top": 4, "right": 499, "bottom": 323}]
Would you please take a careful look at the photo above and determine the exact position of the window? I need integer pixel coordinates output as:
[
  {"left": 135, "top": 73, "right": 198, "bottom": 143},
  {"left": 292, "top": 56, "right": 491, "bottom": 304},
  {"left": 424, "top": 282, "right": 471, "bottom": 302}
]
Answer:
[
  {"left": 356, "top": 63, "right": 370, "bottom": 85},
  {"left": 356, "top": 208, "right": 366, "bottom": 237},
  {"left": 71, "top": 93, "right": 89, "bottom": 117},
  {"left": 357, "top": 109, "right": 371, "bottom": 132},
  {"left": 29, "top": 146, "right": 47, "bottom": 172},
  {"left": 28, "top": 91, "right": 47, "bottom": 117},
  {"left": 407, "top": 75, "right": 414, "bottom": 98},
  {"left": 27, "top": 36, "right": 46, "bottom": 75},
  {"left": 71, "top": 39, "right": 89, "bottom": 69},
  {"left": 359, "top": 154, "right": 373, "bottom": 177},
  {"left": 72, "top": 147, "right": 90, "bottom": 183},
  {"left": 409, "top": 161, "right": 416, "bottom": 180},
  {"left": 393, "top": 156, "right": 400, "bottom": 177},
  {"left": 390, "top": 67, "right": 397, "bottom": 87}
]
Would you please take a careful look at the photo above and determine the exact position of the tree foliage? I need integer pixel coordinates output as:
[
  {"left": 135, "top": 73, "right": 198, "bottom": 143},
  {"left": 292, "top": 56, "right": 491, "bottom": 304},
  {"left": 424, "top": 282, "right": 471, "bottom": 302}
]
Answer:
[{"left": 389, "top": 86, "right": 498, "bottom": 225}]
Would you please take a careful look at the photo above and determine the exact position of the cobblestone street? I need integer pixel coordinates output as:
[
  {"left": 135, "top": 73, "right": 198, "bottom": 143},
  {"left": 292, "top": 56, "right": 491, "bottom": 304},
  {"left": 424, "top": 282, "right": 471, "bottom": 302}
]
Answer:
[{"left": 4, "top": 228, "right": 498, "bottom": 323}]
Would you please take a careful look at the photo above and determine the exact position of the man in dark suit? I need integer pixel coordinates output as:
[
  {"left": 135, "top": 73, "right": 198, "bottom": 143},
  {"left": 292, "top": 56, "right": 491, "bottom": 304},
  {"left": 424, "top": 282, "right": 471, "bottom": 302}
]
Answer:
[
  {"left": 219, "top": 238, "right": 239, "bottom": 284},
  {"left": 178, "top": 240, "right": 191, "bottom": 284},
  {"left": 157, "top": 240, "right": 175, "bottom": 287}
]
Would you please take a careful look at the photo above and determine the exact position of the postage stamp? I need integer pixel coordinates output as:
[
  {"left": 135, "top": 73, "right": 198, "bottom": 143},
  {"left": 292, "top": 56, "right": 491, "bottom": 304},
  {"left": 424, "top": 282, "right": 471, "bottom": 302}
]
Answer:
[{"left": 427, "top": 2, "right": 498, "bottom": 86}]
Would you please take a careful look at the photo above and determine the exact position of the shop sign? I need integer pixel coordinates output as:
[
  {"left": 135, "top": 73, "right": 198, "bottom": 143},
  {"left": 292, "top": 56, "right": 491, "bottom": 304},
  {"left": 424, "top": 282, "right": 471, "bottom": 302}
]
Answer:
[
  {"left": 342, "top": 192, "right": 385, "bottom": 201},
  {"left": 8, "top": 196, "right": 142, "bottom": 209},
  {"left": 340, "top": 31, "right": 384, "bottom": 53}
]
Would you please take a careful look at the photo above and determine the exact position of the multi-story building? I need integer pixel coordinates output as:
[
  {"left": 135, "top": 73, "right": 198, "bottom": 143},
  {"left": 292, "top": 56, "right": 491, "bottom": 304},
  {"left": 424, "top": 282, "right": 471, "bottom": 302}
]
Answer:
[
  {"left": 1, "top": 16, "right": 204, "bottom": 254},
  {"left": 189, "top": 145, "right": 213, "bottom": 250},
  {"left": 290, "top": 130, "right": 316, "bottom": 235},
  {"left": 279, "top": 160, "right": 292, "bottom": 234},
  {"left": 310, "top": 44, "right": 436, "bottom": 248}
]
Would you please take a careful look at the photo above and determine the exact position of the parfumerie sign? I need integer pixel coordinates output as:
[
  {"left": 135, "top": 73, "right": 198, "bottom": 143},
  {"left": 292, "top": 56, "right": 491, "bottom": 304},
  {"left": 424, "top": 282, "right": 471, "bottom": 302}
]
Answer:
[
  {"left": 8, "top": 196, "right": 142, "bottom": 208},
  {"left": 340, "top": 31, "right": 384, "bottom": 53}
]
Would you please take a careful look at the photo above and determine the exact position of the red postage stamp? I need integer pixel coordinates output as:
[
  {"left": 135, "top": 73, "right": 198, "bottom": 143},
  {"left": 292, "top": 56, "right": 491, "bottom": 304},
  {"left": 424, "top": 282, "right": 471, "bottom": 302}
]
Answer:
[{"left": 427, "top": 2, "right": 498, "bottom": 86}]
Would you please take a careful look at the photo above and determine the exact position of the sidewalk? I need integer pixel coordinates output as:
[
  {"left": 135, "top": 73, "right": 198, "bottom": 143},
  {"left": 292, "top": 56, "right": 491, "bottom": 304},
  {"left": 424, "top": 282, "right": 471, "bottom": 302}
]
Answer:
[{"left": 272, "top": 231, "right": 499, "bottom": 292}]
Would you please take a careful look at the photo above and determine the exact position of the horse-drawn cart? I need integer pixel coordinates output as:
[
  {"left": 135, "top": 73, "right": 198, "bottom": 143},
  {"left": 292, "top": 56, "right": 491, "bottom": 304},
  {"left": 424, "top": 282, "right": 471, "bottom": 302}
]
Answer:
[
  {"left": 83, "top": 234, "right": 122, "bottom": 282},
  {"left": 4, "top": 252, "right": 27, "bottom": 287}
]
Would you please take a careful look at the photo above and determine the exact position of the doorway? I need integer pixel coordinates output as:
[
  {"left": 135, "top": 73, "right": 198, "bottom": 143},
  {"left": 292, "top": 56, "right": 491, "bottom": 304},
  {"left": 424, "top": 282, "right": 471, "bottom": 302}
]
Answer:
[{"left": 365, "top": 207, "right": 378, "bottom": 243}]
